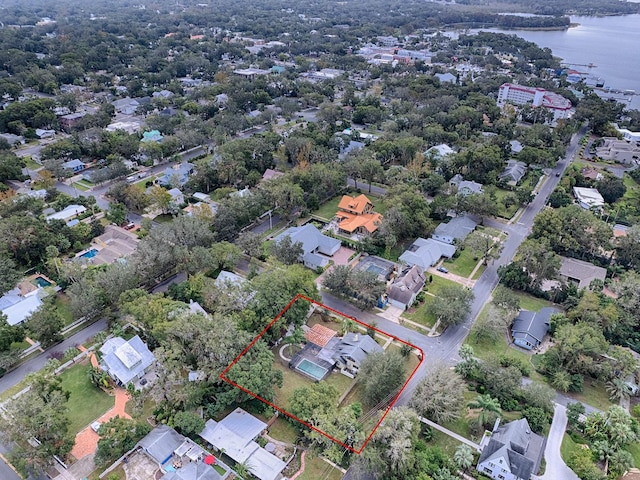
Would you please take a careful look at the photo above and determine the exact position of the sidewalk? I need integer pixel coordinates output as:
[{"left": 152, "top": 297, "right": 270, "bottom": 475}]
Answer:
[{"left": 418, "top": 416, "right": 481, "bottom": 452}]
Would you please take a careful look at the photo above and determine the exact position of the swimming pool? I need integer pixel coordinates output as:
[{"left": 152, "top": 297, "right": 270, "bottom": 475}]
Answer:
[
  {"left": 80, "top": 248, "right": 98, "bottom": 259},
  {"left": 34, "top": 276, "right": 52, "bottom": 287},
  {"left": 296, "top": 358, "right": 329, "bottom": 381},
  {"left": 366, "top": 264, "right": 385, "bottom": 276}
]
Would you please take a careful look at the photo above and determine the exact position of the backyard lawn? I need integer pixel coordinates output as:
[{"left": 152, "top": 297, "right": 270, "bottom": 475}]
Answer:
[
  {"left": 298, "top": 454, "right": 343, "bottom": 480},
  {"left": 267, "top": 417, "right": 299, "bottom": 444},
  {"left": 59, "top": 363, "right": 115, "bottom": 435},
  {"left": 272, "top": 362, "right": 315, "bottom": 410}
]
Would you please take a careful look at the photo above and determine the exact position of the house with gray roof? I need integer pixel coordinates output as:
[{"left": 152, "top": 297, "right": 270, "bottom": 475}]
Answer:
[
  {"left": 331, "top": 332, "right": 383, "bottom": 376},
  {"left": 432, "top": 215, "right": 478, "bottom": 245},
  {"left": 62, "top": 159, "right": 86, "bottom": 173},
  {"left": 136, "top": 425, "right": 226, "bottom": 480},
  {"left": 399, "top": 237, "right": 456, "bottom": 271},
  {"left": 558, "top": 256, "right": 607, "bottom": 290},
  {"left": 500, "top": 160, "right": 527, "bottom": 185},
  {"left": 477, "top": 418, "right": 545, "bottom": 480},
  {"left": 140, "top": 424, "right": 186, "bottom": 465},
  {"left": 274, "top": 224, "right": 341, "bottom": 270},
  {"left": 387, "top": 265, "right": 426, "bottom": 309},
  {"left": 159, "top": 162, "right": 195, "bottom": 187},
  {"left": 199, "top": 408, "right": 287, "bottom": 480},
  {"left": 450, "top": 174, "right": 483, "bottom": 197},
  {"left": 0, "top": 287, "right": 45, "bottom": 326},
  {"left": 511, "top": 307, "right": 558, "bottom": 350},
  {"left": 100, "top": 335, "right": 156, "bottom": 387},
  {"left": 425, "top": 144, "right": 454, "bottom": 161}
]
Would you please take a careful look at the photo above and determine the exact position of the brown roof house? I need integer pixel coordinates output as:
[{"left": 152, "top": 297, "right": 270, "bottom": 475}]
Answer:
[
  {"left": 387, "top": 265, "right": 426, "bottom": 309},
  {"left": 336, "top": 194, "right": 383, "bottom": 236}
]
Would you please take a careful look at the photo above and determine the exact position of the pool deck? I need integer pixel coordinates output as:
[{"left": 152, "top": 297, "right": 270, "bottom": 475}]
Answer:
[{"left": 289, "top": 343, "right": 335, "bottom": 381}]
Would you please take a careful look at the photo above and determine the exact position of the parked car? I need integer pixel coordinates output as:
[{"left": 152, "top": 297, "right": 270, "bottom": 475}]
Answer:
[
  {"left": 91, "top": 421, "right": 102, "bottom": 433},
  {"left": 123, "top": 222, "right": 136, "bottom": 230},
  {"left": 436, "top": 266, "right": 448, "bottom": 273}
]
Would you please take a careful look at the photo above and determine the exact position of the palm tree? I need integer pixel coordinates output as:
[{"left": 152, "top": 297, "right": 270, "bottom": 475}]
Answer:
[
  {"left": 453, "top": 444, "right": 474, "bottom": 473},
  {"left": 606, "top": 378, "right": 632, "bottom": 402},
  {"left": 468, "top": 394, "right": 501, "bottom": 429}
]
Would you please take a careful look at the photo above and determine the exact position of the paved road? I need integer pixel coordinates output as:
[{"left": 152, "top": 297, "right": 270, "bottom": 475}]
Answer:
[
  {"left": 535, "top": 404, "right": 579, "bottom": 480},
  {"left": 0, "top": 319, "right": 107, "bottom": 395},
  {"left": 347, "top": 178, "right": 387, "bottom": 197}
]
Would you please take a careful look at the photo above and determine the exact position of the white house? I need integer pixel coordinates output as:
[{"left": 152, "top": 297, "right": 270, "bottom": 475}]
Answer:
[
  {"left": 99, "top": 335, "right": 155, "bottom": 387},
  {"left": 573, "top": 187, "right": 605, "bottom": 209},
  {"left": 432, "top": 215, "right": 478, "bottom": 245}
]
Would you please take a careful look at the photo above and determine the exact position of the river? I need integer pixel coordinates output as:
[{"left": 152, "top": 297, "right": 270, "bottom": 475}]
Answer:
[{"left": 463, "top": 15, "right": 640, "bottom": 110}]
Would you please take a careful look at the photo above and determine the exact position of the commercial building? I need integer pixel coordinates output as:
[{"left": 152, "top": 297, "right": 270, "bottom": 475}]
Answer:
[{"left": 497, "top": 83, "right": 572, "bottom": 123}]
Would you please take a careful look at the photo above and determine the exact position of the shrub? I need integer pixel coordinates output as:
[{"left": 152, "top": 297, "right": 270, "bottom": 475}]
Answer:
[{"left": 499, "top": 355, "right": 531, "bottom": 376}]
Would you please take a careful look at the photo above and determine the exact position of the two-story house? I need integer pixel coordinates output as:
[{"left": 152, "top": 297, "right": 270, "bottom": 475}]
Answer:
[{"left": 336, "top": 194, "right": 383, "bottom": 236}]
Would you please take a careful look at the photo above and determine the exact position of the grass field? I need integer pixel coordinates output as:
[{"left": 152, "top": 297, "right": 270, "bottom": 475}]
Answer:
[
  {"left": 272, "top": 362, "right": 316, "bottom": 410},
  {"left": 267, "top": 417, "right": 299, "bottom": 444},
  {"left": 443, "top": 247, "right": 481, "bottom": 277},
  {"left": 54, "top": 293, "right": 75, "bottom": 326},
  {"left": 402, "top": 295, "right": 436, "bottom": 327},
  {"left": 510, "top": 289, "right": 555, "bottom": 312},
  {"left": 59, "top": 363, "right": 115, "bottom": 435},
  {"left": 403, "top": 275, "right": 461, "bottom": 327},
  {"left": 493, "top": 188, "right": 520, "bottom": 219},
  {"left": 298, "top": 454, "right": 343, "bottom": 480}
]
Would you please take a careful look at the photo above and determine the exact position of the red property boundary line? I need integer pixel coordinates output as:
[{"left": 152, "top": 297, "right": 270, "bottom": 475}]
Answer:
[{"left": 220, "top": 293, "right": 425, "bottom": 454}]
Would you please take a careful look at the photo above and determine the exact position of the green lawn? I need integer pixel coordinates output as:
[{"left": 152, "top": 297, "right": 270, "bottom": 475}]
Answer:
[
  {"left": 493, "top": 188, "right": 520, "bottom": 219},
  {"left": 426, "top": 274, "right": 460, "bottom": 295},
  {"left": 312, "top": 196, "right": 342, "bottom": 221},
  {"left": 403, "top": 295, "right": 436, "bottom": 327},
  {"left": 465, "top": 304, "right": 545, "bottom": 383},
  {"left": 59, "top": 363, "right": 115, "bottom": 435},
  {"left": 510, "top": 289, "right": 555, "bottom": 312},
  {"left": 54, "top": 294, "right": 75, "bottom": 326},
  {"left": 403, "top": 275, "right": 461, "bottom": 327},
  {"left": 426, "top": 430, "right": 464, "bottom": 457},
  {"left": 267, "top": 417, "right": 299, "bottom": 444},
  {"left": 72, "top": 181, "right": 90, "bottom": 192},
  {"left": 566, "top": 380, "right": 612, "bottom": 411},
  {"left": 298, "top": 454, "right": 343, "bottom": 480},
  {"left": 560, "top": 433, "right": 581, "bottom": 464},
  {"left": 324, "top": 372, "right": 354, "bottom": 396},
  {"left": 273, "top": 362, "right": 315, "bottom": 409},
  {"left": 443, "top": 247, "right": 481, "bottom": 278},
  {"left": 24, "top": 156, "right": 41, "bottom": 170},
  {"left": 626, "top": 441, "right": 640, "bottom": 468}
]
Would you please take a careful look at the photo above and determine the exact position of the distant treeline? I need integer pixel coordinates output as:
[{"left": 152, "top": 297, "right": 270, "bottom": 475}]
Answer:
[{"left": 457, "top": 0, "right": 640, "bottom": 16}]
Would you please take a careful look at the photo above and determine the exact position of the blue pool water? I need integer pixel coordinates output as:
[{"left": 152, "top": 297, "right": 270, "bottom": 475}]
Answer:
[
  {"left": 296, "top": 359, "right": 328, "bottom": 381},
  {"left": 80, "top": 248, "right": 98, "bottom": 259},
  {"left": 34, "top": 276, "right": 52, "bottom": 287}
]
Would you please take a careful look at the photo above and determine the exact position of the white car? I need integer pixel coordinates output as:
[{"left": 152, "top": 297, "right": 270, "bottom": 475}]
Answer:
[{"left": 91, "top": 421, "right": 102, "bottom": 433}]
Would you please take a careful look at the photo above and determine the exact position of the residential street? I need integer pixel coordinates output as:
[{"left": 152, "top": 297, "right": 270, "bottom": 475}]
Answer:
[
  {"left": 0, "top": 319, "right": 107, "bottom": 394},
  {"left": 535, "top": 404, "right": 580, "bottom": 480}
]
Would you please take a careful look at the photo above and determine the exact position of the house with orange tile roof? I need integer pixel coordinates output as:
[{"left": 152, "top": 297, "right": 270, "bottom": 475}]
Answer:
[{"left": 336, "top": 194, "right": 383, "bottom": 235}]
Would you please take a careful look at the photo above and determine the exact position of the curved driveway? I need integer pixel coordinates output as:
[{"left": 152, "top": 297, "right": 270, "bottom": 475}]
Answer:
[{"left": 536, "top": 404, "right": 579, "bottom": 480}]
